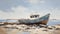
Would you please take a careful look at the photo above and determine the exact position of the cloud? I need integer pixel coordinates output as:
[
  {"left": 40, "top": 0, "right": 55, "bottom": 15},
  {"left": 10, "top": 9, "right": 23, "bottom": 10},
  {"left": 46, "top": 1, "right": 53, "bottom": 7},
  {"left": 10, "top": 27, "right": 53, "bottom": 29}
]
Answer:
[
  {"left": 0, "top": 5, "right": 60, "bottom": 19},
  {"left": 10, "top": 6, "right": 29, "bottom": 19},
  {"left": 0, "top": 6, "right": 30, "bottom": 19},
  {"left": 28, "top": 0, "right": 39, "bottom": 4},
  {"left": 27, "top": 0, "right": 45, "bottom": 4},
  {"left": 40, "top": 0, "right": 45, "bottom": 3},
  {"left": 0, "top": 10, "right": 11, "bottom": 19},
  {"left": 11, "top": 6, "right": 28, "bottom": 12}
]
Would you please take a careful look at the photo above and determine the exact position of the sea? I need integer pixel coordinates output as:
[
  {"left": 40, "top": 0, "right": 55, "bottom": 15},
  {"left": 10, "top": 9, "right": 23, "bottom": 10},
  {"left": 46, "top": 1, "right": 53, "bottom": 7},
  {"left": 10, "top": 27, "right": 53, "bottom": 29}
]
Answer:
[{"left": 47, "top": 19, "right": 60, "bottom": 25}]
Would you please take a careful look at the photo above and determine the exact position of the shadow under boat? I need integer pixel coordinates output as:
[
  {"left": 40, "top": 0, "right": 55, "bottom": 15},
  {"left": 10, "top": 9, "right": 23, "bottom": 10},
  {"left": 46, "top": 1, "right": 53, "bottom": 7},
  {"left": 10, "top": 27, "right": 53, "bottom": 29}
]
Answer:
[{"left": 18, "top": 13, "right": 50, "bottom": 25}]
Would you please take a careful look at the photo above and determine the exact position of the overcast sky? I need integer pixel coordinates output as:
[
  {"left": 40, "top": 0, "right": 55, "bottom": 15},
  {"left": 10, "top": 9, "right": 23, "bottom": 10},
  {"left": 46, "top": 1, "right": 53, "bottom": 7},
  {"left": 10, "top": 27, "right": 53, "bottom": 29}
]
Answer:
[{"left": 0, "top": 0, "right": 60, "bottom": 19}]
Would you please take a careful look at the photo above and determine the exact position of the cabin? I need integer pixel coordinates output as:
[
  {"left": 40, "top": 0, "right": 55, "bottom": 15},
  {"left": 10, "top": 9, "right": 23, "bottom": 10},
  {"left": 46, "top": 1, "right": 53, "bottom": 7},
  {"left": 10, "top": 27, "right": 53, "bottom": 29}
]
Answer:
[{"left": 30, "top": 14, "right": 39, "bottom": 18}]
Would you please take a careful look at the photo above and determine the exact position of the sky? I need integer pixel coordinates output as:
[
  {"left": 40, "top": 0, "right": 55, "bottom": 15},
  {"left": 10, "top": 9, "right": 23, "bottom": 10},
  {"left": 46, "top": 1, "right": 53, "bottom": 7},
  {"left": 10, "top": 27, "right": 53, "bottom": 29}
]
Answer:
[{"left": 0, "top": 0, "right": 60, "bottom": 19}]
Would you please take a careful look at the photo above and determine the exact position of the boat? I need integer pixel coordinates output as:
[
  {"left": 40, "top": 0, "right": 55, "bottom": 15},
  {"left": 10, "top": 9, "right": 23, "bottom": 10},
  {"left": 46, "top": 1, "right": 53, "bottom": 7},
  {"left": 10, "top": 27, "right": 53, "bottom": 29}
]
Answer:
[{"left": 18, "top": 13, "right": 50, "bottom": 25}]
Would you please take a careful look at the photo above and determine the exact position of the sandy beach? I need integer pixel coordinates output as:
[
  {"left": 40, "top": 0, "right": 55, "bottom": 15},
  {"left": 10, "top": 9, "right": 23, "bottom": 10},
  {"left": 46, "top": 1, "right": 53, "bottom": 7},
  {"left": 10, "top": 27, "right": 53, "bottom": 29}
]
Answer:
[
  {"left": 0, "top": 27, "right": 6, "bottom": 34},
  {"left": 0, "top": 25, "right": 60, "bottom": 34}
]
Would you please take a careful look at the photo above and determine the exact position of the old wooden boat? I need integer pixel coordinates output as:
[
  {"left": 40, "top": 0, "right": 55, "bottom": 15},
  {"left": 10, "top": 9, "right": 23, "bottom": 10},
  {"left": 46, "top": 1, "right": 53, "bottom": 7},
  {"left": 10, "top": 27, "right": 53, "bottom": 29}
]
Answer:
[{"left": 18, "top": 13, "right": 50, "bottom": 25}]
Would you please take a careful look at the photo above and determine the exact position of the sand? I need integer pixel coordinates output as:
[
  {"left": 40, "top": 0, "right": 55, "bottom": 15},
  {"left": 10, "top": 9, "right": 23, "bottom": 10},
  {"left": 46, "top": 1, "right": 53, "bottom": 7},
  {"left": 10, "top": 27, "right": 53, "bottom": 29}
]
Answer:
[
  {"left": 53, "top": 30, "right": 60, "bottom": 34},
  {"left": 0, "top": 25, "right": 60, "bottom": 34},
  {"left": 0, "top": 27, "right": 6, "bottom": 34}
]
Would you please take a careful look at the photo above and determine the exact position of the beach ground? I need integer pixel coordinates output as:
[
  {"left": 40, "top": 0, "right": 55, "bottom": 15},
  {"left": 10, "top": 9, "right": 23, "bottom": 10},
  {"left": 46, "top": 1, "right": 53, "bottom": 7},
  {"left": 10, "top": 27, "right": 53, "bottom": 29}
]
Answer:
[{"left": 0, "top": 25, "right": 60, "bottom": 34}]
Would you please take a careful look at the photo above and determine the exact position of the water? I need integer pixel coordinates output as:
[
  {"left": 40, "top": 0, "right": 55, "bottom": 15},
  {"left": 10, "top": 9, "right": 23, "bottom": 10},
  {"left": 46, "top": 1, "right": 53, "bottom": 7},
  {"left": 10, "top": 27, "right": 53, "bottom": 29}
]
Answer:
[{"left": 47, "top": 19, "right": 60, "bottom": 25}]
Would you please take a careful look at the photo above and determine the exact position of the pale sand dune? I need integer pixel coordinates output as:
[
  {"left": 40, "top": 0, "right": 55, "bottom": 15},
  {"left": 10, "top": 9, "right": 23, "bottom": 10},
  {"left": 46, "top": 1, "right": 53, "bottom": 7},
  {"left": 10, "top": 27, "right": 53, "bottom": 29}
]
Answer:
[{"left": 0, "top": 27, "right": 6, "bottom": 34}]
